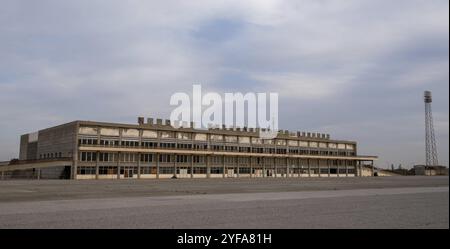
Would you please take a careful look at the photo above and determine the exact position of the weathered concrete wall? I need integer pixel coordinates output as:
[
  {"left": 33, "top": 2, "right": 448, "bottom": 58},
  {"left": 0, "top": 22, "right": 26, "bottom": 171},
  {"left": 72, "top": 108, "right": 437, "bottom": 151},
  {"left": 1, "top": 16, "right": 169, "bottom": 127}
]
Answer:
[{"left": 37, "top": 122, "right": 77, "bottom": 159}]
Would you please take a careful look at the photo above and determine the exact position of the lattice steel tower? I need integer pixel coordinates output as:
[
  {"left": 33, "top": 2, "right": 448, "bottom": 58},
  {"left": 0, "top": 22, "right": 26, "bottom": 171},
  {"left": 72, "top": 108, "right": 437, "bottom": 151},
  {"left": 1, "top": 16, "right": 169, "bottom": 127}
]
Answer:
[{"left": 424, "top": 91, "right": 438, "bottom": 166}]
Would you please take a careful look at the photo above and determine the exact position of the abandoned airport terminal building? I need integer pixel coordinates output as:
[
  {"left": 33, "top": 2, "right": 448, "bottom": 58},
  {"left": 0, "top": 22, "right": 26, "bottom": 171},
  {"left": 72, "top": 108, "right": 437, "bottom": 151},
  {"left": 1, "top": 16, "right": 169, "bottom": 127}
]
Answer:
[{"left": 1, "top": 118, "right": 377, "bottom": 179}]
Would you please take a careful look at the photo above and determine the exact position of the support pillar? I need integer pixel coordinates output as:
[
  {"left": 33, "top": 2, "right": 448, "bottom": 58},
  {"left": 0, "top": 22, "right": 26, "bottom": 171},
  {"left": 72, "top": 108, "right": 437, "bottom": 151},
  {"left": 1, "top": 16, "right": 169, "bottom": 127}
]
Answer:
[
  {"left": 318, "top": 159, "right": 321, "bottom": 178},
  {"left": 236, "top": 157, "right": 240, "bottom": 178},
  {"left": 191, "top": 155, "right": 194, "bottom": 178},
  {"left": 173, "top": 154, "right": 177, "bottom": 178},
  {"left": 337, "top": 160, "right": 340, "bottom": 177},
  {"left": 156, "top": 153, "right": 160, "bottom": 179},
  {"left": 286, "top": 158, "right": 289, "bottom": 178},
  {"left": 263, "top": 158, "right": 266, "bottom": 178},
  {"left": 250, "top": 157, "right": 253, "bottom": 178},
  {"left": 345, "top": 161, "right": 349, "bottom": 177},
  {"left": 117, "top": 152, "right": 120, "bottom": 180},
  {"left": 206, "top": 155, "right": 211, "bottom": 178},
  {"left": 274, "top": 158, "right": 277, "bottom": 178},
  {"left": 308, "top": 159, "right": 311, "bottom": 177},
  {"left": 95, "top": 151, "right": 99, "bottom": 180},
  {"left": 328, "top": 159, "right": 331, "bottom": 177},
  {"left": 371, "top": 160, "right": 374, "bottom": 177},
  {"left": 137, "top": 153, "right": 141, "bottom": 179},
  {"left": 222, "top": 155, "right": 225, "bottom": 178}
]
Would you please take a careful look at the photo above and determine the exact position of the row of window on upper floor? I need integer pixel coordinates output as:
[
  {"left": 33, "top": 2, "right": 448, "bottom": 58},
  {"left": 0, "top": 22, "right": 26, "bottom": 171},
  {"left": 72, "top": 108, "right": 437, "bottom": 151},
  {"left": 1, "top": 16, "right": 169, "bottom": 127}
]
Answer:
[
  {"left": 79, "top": 152, "right": 356, "bottom": 164},
  {"left": 78, "top": 136, "right": 355, "bottom": 150},
  {"left": 79, "top": 126, "right": 354, "bottom": 149}
]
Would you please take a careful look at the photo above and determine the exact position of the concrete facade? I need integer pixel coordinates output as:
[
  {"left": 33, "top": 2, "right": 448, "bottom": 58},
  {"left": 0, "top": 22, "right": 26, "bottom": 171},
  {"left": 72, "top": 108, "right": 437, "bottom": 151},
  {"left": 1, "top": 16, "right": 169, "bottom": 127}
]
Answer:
[{"left": 11, "top": 119, "right": 377, "bottom": 180}]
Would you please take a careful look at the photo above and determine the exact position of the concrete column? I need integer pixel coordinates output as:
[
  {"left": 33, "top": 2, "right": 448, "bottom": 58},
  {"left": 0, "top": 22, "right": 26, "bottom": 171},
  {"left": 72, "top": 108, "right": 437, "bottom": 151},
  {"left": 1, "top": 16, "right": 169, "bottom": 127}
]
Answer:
[
  {"left": 328, "top": 159, "right": 330, "bottom": 177},
  {"left": 286, "top": 158, "right": 289, "bottom": 178},
  {"left": 1, "top": 171, "right": 4, "bottom": 180},
  {"left": 191, "top": 155, "right": 194, "bottom": 178},
  {"left": 274, "top": 158, "right": 277, "bottom": 178},
  {"left": 318, "top": 159, "right": 321, "bottom": 178},
  {"left": 236, "top": 157, "right": 240, "bottom": 178},
  {"left": 337, "top": 160, "right": 340, "bottom": 177},
  {"left": 308, "top": 159, "right": 311, "bottom": 177},
  {"left": 263, "top": 158, "right": 266, "bottom": 178},
  {"left": 173, "top": 154, "right": 177, "bottom": 178},
  {"left": 95, "top": 151, "right": 99, "bottom": 180},
  {"left": 222, "top": 155, "right": 225, "bottom": 178},
  {"left": 298, "top": 158, "right": 301, "bottom": 178},
  {"left": 346, "top": 161, "right": 349, "bottom": 177},
  {"left": 206, "top": 155, "right": 210, "bottom": 178},
  {"left": 156, "top": 153, "right": 160, "bottom": 179},
  {"left": 37, "top": 168, "right": 41, "bottom": 180},
  {"left": 371, "top": 161, "right": 374, "bottom": 177},
  {"left": 250, "top": 157, "right": 253, "bottom": 178},
  {"left": 117, "top": 152, "right": 121, "bottom": 180},
  {"left": 137, "top": 153, "right": 141, "bottom": 179}
]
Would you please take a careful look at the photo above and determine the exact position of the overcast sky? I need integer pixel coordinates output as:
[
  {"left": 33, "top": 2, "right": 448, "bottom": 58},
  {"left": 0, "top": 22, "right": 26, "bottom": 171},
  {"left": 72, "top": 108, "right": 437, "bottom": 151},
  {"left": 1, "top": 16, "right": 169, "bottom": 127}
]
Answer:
[{"left": 0, "top": 0, "right": 448, "bottom": 168}]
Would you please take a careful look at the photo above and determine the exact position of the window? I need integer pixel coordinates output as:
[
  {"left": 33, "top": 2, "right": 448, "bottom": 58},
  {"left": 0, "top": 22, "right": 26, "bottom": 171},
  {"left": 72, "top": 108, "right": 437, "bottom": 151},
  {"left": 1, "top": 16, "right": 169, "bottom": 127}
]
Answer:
[
  {"left": 121, "top": 140, "right": 139, "bottom": 147},
  {"left": 211, "top": 167, "right": 223, "bottom": 174},
  {"left": 252, "top": 147, "right": 264, "bottom": 154},
  {"left": 239, "top": 147, "right": 251, "bottom": 153},
  {"left": 289, "top": 149, "right": 298, "bottom": 154},
  {"left": 77, "top": 166, "right": 96, "bottom": 175},
  {"left": 159, "top": 167, "right": 174, "bottom": 174},
  {"left": 276, "top": 148, "right": 287, "bottom": 154},
  {"left": 140, "top": 154, "right": 153, "bottom": 163},
  {"left": 120, "top": 153, "right": 137, "bottom": 162},
  {"left": 80, "top": 152, "right": 97, "bottom": 162},
  {"left": 225, "top": 146, "right": 238, "bottom": 152},
  {"left": 99, "top": 153, "right": 116, "bottom": 162},
  {"left": 211, "top": 145, "right": 223, "bottom": 151},
  {"left": 159, "top": 154, "right": 172, "bottom": 163},
  {"left": 239, "top": 167, "right": 251, "bottom": 174},
  {"left": 193, "top": 144, "right": 208, "bottom": 150},
  {"left": 142, "top": 141, "right": 157, "bottom": 148},
  {"left": 177, "top": 143, "right": 192, "bottom": 149},
  {"left": 99, "top": 166, "right": 117, "bottom": 175},
  {"left": 176, "top": 155, "right": 189, "bottom": 163},
  {"left": 193, "top": 167, "right": 206, "bottom": 174},
  {"left": 160, "top": 142, "right": 176, "bottom": 149},
  {"left": 100, "top": 139, "right": 119, "bottom": 146},
  {"left": 193, "top": 156, "right": 205, "bottom": 163},
  {"left": 140, "top": 167, "right": 156, "bottom": 174},
  {"left": 78, "top": 138, "right": 98, "bottom": 145}
]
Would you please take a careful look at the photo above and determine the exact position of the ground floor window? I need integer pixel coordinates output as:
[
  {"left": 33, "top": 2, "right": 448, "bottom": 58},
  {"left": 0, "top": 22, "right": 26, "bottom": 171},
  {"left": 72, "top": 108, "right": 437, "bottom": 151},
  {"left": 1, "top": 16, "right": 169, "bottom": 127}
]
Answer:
[
  {"left": 77, "top": 166, "right": 95, "bottom": 175},
  {"left": 159, "top": 167, "right": 174, "bottom": 174},
  {"left": 320, "top": 168, "right": 329, "bottom": 174},
  {"left": 239, "top": 167, "right": 251, "bottom": 174},
  {"left": 99, "top": 166, "right": 117, "bottom": 175},
  {"left": 339, "top": 168, "right": 347, "bottom": 174},
  {"left": 210, "top": 167, "right": 223, "bottom": 174},
  {"left": 193, "top": 167, "right": 206, "bottom": 174},
  {"left": 140, "top": 167, "right": 157, "bottom": 174}
]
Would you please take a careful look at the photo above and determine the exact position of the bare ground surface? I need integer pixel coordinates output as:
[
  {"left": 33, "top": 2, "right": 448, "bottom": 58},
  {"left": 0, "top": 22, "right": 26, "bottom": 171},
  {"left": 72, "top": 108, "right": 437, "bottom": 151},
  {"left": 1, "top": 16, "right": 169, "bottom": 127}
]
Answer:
[
  {"left": 0, "top": 176, "right": 447, "bottom": 228},
  {"left": 0, "top": 176, "right": 448, "bottom": 202}
]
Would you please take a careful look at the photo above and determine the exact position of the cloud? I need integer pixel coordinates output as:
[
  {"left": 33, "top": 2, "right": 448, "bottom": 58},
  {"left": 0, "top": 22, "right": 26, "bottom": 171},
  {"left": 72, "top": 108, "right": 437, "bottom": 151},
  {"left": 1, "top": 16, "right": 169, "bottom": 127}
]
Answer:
[{"left": 0, "top": 0, "right": 448, "bottom": 167}]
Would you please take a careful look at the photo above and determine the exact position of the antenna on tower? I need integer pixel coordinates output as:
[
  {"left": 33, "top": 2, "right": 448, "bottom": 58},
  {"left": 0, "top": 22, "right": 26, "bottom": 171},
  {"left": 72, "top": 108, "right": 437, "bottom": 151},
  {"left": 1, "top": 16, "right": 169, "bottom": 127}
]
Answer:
[{"left": 424, "top": 91, "right": 439, "bottom": 166}]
